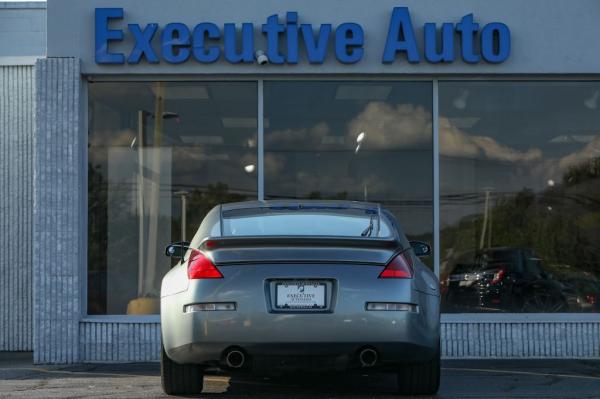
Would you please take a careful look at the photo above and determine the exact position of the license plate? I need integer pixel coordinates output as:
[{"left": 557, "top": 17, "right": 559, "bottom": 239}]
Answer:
[{"left": 275, "top": 282, "right": 326, "bottom": 309}]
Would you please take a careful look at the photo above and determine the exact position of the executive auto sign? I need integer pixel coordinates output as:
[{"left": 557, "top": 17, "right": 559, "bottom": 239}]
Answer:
[{"left": 95, "top": 7, "right": 510, "bottom": 65}]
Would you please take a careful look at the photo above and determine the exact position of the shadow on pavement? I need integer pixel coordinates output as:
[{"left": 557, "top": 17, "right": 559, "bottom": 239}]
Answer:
[
  {"left": 212, "top": 372, "right": 402, "bottom": 397},
  {"left": 1, "top": 356, "right": 600, "bottom": 398}
]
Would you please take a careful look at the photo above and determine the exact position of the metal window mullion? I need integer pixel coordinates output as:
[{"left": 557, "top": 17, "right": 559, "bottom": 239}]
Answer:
[
  {"left": 257, "top": 80, "right": 264, "bottom": 201},
  {"left": 433, "top": 79, "right": 440, "bottom": 278}
]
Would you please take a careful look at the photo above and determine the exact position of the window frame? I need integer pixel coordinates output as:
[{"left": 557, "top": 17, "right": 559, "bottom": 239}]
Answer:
[{"left": 81, "top": 75, "right": 600, "bottom": 322}]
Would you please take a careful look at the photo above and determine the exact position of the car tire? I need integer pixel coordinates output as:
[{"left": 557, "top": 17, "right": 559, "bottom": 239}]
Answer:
[
  {"left": 521, "top": 292, "right": 568, "bottom": 313},
  {"left": 396, "top": 345, "right": 440, "bottom": 395},
  {"left": 161, "top": 343, "right": 204, "bottom": 395}
]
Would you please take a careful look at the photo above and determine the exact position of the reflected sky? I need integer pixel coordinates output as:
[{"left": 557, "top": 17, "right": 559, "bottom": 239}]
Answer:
[
  {"left": 264, "top": 81, "right": 433, "bottom": 237},
  {"left": 440, "top": 81, "right": 600, "bottom": 226}
]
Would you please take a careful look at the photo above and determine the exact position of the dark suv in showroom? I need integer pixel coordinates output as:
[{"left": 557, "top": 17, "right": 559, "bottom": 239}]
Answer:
[{"left": 441, "top": 247, "right": 568, "bottom": 312}]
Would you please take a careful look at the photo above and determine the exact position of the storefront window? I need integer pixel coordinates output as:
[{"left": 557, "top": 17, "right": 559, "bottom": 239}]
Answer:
[
  {"left": 264, "top": 81, "right": 433, "bottom": 255},
  {"left": 88, "top": 82, "right": 257, "bottom": 315},
  {"left": 440, "top": 81, "right": 600, "bottom": 313}
]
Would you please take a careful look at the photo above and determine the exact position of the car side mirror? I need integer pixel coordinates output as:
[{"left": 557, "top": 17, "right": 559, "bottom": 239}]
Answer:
[
  {"left": 165, "top": 241, "right": 190, "bottom": 259},
  {"left": 410, "top": 241, "right": 431, "bottom": 257}
]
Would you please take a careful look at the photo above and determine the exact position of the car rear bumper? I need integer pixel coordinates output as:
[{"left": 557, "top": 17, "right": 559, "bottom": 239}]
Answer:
[
  {"left": 163, "top": 309, "right": 439, "bottom": 367},
  {"left": 168, "top": 341, "right": 437, "bottom": 370}
]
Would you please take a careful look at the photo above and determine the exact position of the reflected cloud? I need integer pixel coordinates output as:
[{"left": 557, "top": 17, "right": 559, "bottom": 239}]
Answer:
[
  {"left": 557, "top": 136, "right": 600, "bottom": 170},
  {"left": 89, "top": 128, "right": 136, "bottom": 147},
  {"left": 347, "top": 101, "right": 543, "bottom": 162},
  {"left": 440, "top": 117, "right": 542, "bottom": 162},
  {"left": 265, "top": 122, "right": 330, "bottom": 148},
  {"left": 532, "top": 136, "right": 600, "bottom": 184},
  {"left": 347, "top": 102, "right": 431, "bottom": 149}
]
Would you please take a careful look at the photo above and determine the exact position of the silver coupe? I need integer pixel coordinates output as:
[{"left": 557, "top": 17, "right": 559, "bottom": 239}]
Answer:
[{"left": 160, "top": 200, "right": 440, "bottom": 395}]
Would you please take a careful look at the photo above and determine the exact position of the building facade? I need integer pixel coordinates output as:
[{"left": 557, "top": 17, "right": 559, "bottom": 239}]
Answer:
[{"left": 1, "top": 0, "right": 600, "bottom": 363}]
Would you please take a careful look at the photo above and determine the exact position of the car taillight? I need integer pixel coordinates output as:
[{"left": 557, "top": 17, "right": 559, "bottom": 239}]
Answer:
[
  {"left": 585, "top": 294, "right": 597, "bottom": 305},
  {"left": 187, "top": 250, "right": 223, "bottom": 279},
  {"left": 379, "top": 252, "right": 413, "bottom": 279},
  {"left": 490, "top": 267, "right": 506, "bottom": 285}
]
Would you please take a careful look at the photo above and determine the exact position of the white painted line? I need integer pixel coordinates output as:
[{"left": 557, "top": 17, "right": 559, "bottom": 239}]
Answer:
[{"left": 443, "top": 367, "right": 600, "bottom": 381}]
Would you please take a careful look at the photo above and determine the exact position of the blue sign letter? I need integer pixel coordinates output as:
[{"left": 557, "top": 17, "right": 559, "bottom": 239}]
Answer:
[
  {"left": 424, "top": 22, "right": 454, "bottom": 63},
  {"left": 224, "top": 23, "right": 254, "bottom": 63},
  {"left": 286, "top": 12, "right": 299, "bottom": 64},
  {"left": 335, "top": 23, "right": 364, "bottom": 64},
  {"left": 300, "top": 24, "right": 331, "bottom": 64},
  {"left": 382, "top": 7, "right": 420, "bottom": 63},
  {"left": 95, "top": 8, "right": 124, "bottom": 64},
  {"left": 481, "top": 22, "right": 510, "bottom": 63},
  {"left": 456, "top": 14, "right": 480, "bottom": 63},
  {"left": 262, "top": 15, "right": 285, "bottom": 64},
  {"left": 128, "top": 24, "right": 159, "bottom": 64},
  {"left": 192, "top": 23, "right": 221, "bottom": 63},
  {"left": 162, "top": 23, "right": 191, "bottom": 64}
]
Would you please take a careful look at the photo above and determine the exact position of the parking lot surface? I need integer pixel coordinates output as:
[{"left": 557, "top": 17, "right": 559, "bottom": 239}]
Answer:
[{"left": 1, "top": 353, "right": 599, "bottom": 398}]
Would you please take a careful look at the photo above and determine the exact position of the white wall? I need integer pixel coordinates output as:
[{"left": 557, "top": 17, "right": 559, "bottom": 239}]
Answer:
[
  {"left": 0, "top": 2, "right": 46, "bottom": 62},
  {"left": 47, "top": 0, "right": 600, "bottom": 75}
]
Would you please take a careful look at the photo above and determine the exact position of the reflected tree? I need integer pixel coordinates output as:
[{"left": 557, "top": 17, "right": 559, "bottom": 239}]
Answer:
[
  {"left": 442, "top": 156, "right": 600, "bottom": 279},
  {"left": 87, "top": 163, "right": 108, "bottom": 314},
  {"left": 172, "top": 182, "right": 248, "bottom": 241}
]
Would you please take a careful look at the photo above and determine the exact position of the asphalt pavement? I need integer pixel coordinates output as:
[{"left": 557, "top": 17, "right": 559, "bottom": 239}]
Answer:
[{"left": 1, "top": 352, "right": 599, "bottom": 398}]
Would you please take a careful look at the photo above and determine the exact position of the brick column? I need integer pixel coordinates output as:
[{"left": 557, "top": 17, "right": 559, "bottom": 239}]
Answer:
[{"left": 33, "top": 58, "right": 84, "bottom": 363}]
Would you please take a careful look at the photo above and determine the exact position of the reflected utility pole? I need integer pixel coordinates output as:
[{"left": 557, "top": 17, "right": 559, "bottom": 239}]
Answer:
[
  {"left": 479, "top": 188, "right": 494, "bottom": 250},
  {"left": 175, "top": 190, "right": 188, "bottom": 241}
]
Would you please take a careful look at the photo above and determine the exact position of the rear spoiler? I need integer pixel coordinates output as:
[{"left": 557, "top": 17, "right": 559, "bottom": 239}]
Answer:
[{"left": 199, "top": 236, "right": 400, "bottom": 251}]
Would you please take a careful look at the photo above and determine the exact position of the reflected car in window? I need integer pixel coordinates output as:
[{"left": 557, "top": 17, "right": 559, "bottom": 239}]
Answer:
[
  {"left": 442, "top": 247, "right": 568, "bottom": 313},
  {"left": 553, "top": 270, "right": 600, "bottom": 312},
  {"left": 159, "top": 200, "right": 440, "bottom": 396}
]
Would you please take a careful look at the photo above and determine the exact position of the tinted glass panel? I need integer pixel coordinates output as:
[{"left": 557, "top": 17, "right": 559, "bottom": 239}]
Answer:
[
  {"left": 222, "top": 207, "right": 393, "bottom": 237},
  {"left": 88, "top": 82, "right": 257, "bottom": 315},
  {"left": 440, "top": 81, "right": 600, "bottom": 313},
  {"left": 264, "top": 81, "right": 433, "bottom": 263}
]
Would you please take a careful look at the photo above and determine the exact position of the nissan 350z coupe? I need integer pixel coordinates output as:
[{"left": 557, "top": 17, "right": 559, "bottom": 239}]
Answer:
[{"left": 160, "top": 201, "right": 440, "bottom": 395}]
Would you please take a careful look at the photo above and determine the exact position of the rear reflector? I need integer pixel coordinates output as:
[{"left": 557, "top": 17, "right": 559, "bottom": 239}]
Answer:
[
  {"left": 366, "top": 302, "right": 418, "bottom": 312},
  {"left": 187, "top": 250, "right": 223, "bottom": 279},
  {"left": 379, "top": 252, "right": 413, "bottom": 279},
  {"left": 185, "top": 302, "right": 236, "bottom": 312}
]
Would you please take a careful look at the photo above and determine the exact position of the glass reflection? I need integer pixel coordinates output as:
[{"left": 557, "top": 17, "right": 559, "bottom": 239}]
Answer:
[
  {"left": 440, "top": 81, "right": 600, "bottom": 313},
  {"left": 88, "top": 82, "right": 257, "bottom": 315},
  {"left": 264, "top": 81, "right": 433, "bottom": 263}
]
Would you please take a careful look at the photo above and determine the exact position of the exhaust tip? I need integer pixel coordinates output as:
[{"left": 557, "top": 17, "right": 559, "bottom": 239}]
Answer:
[
  {"left": 225, "top": 349, "right": 246, "bottom": 369},
  {"left": 359, "top": 348, "right": 378, "bottom": 367}
]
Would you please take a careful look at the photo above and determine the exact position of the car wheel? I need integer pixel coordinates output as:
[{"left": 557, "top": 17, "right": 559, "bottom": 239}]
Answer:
[
  {"left": 161, "top": 343, "right": 204, "bottom": 395},
  {"left": 396, "top": 345, "right": 440, "bottom": 395},
  {"left": 521, "top": 293, "right": 568, "bottom": 313}
]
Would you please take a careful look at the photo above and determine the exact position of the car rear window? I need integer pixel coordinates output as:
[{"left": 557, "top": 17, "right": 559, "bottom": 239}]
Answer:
[{"left": 221, "top": 206, "right": 393, "bottom": 238}]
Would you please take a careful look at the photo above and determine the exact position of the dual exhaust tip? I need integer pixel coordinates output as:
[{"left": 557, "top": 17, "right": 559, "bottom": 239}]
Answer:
[
  {"left": 223, "top": 346, "right": 378, "bottom": 369},
  {"left": 224, "top": 348, "right": 246, "bottom": 369},
  {"left": 358, "top": 347, "right": 378, "bottom": 367}
]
